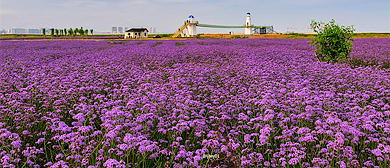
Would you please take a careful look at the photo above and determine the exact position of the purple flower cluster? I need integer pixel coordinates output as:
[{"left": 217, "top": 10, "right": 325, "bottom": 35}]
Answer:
[{"left": 0, "top": 38, "right": 389, "bottom": 167}]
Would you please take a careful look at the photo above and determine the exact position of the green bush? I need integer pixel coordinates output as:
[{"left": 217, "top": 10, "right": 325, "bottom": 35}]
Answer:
[
  {"left": 55, "top": 29, "right": 59, "bottom": 36},
  {"left": 69, "top": 28, "right": 73, "bottom": 36},
  {"left": 159, "top": 34, "right": 173, "bottom": 37},
  {"left": 175, "top": 42, "right": 186, "bottom": 46},
  {"left": 232, "top": 35, "right": 248, "bottom": 39},
  {"left": 50, "top": 28, "right": 55, "bottom": 36},
  {"left": 310, "top": 19, "right": 355, "bottom": 63}
]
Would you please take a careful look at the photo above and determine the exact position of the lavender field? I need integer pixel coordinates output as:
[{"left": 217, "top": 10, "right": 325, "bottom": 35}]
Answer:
[{"left": 0, "top": 39, "right": 389, "bottom": 168}]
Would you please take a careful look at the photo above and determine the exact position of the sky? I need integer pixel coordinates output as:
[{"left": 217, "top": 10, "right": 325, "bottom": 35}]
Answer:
[{"left": 0, "top": 0, "right": 389, "bottom": 33}]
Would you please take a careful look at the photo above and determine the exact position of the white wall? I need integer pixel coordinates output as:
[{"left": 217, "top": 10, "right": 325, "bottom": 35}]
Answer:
[{"left": 124, "top": 31, "right": 148, "bottom": 39}]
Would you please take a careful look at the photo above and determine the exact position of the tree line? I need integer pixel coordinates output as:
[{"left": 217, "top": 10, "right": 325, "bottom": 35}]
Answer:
[{"left": 41, "top": 27, "right": 93, "bottom": 37}]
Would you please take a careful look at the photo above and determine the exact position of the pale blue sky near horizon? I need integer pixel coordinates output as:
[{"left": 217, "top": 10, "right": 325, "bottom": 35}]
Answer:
[{"left": 0, "top": 0, "right": 389, "bottom": 33}]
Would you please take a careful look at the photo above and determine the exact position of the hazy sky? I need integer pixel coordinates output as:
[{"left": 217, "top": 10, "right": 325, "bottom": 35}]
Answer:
[{"left": 1, "top": 0, "right": 389, "bottom": 33}]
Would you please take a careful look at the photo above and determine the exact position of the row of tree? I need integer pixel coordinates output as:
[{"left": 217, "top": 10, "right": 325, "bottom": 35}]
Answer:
[{"left": 42, "top": 27, "right": 93, "bottom": 36}]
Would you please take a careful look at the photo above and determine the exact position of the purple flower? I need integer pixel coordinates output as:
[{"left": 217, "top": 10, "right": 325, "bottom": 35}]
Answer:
[
  {"left": 288, "top": 158, "right": 299, "bottom": 165},
  {"left": 371, "top": 148, "right": 382, "bottom": 157},
  {"left": 22, "top": 130, "right": 30, "bottom": 135},
  {"left": 238, "top": 113, "right": 249, "bottom": 121},
  {"left": 103, "top": 159, "right": 123, "bottom": 168},
  {"left": 51, "top": 160, "right": 69, "bottom": 168},
  {"left": 264, "top": 161, "right": 270, "bottom": 167},
  {"left": 36, "top": 138, "right": 45, "bottom": 144},
  {"left": 337, "top": 161, "right": 346, "bottom": 168},
  {"left": 117, "top": 144, "right": 128, "bottom": 151},
  {"left": 11, "top": 141, "right": 21, "bottom": 148},
  {"left": 1, "top": 38, "right": 389, "bottom": 168},
  {"left": 73, "top": 113, "right": 86, "bottom": 122},
  {"left": 263, "top": 113, "right": 274, "bottom": 122}
]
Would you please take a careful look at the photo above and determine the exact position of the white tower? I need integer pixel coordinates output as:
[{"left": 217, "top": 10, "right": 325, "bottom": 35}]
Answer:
[
  {"left": 185, "top": 15, "right": 197, "bottom": 37},
  {"left": 245, "top": 12, "right": 252, "bottom": 35}
]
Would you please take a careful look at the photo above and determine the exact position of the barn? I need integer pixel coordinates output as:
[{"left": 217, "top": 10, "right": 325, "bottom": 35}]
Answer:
[{"left": 124, "top": 28, "right": 149, "bottom": 39}]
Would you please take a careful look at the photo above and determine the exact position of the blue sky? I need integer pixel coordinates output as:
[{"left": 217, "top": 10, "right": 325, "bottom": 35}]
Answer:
[{"left": 1, "top": 0, "right": 389, "bottom": 33}]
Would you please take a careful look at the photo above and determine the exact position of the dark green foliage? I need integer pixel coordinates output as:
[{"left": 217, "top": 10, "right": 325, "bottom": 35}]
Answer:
[
  {"left": 69, "top": 28, "right": 73, "bottom": 36},
  {"left": 42, "top": 28, "right": 46, "bottom": 36},
  {"left": 50, "top": 28, "right": 55, "bottom": 36},
  {"left": 80, "top": 27, "right": 84, "bottom": 36},
  {"left": 310, "top": 19, "right": 355, "bottom": 63},
  {"left": 55, "top": 29, "right": 59, "bottom": 36},
  {"left": 232, "top": 35, "right": 249, "bottom": 39},
  {"left": 349, "top": 59, "right": 390, "bottom": 69},
  {"left": 90, "top": 29, "right": 93, "bottom": 35},
  {"left": 84, "top": 29, "right": 88, "bottom": 36},
  {"left": 349, "top": 59, "right": 378, "bottom": 68},
  {"left": 64, "top": 29, "right": 67, "bottom": 36},
  {"left": 75, "top": 28, "right": 79, "bottom": 36},
  {"left": 152, "top": 42, "right": 163, "bottom": 47},
  {"left": 175, "top": 42, "right": 186, "bottom": 46},
  {"left": 158, "top": 34, "right": 173, "bottom": 37},
  {"left": 381, "top": 62, "right": 390, "bottom": 69}
]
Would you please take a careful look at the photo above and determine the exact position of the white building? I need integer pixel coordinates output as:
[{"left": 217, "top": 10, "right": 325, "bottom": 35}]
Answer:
[
  {"left": 185, "top": 15, "right": 197, "bottom": 37},
  {"left": 112, "top": 27, "right": 118, "bottom": 33},
  {"left": 118, "top": 27, "right": 124, "bottom": 33},
  {"left": 245, "top": 12, "right": 252, "bottom": 35},
  {"left": 28, "top": 29, "right": 41, "bottom": 34},
  {"left": 8, "top": 28, "right": 27, "bottom": 34},
  {"left": 124, "top": 28, "right": 149, "bottom": 39}
]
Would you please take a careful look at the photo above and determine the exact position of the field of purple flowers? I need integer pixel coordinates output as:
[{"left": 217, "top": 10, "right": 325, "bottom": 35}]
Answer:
[{"left": 0, "top": 38, "right": 389, "bottom": 168}]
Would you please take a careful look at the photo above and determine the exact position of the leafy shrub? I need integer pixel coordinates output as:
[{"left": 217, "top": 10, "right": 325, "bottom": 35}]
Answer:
[
  {"left": 349, "top": 59, "right": 378, "bottom": 68},
  {"left": 349, "top": 59, "right": 390, "bottom": 69},
  {"left": 381, "top": 61, "right": 390, "bottom": 69},
  {"left": 175, "top": 42, "right": 186, "bottom": 46},
  {"left": 310, "top": 19, "right": 355, "bottom": 63},
  {"left": 153, "top": 42, "right": 163, "bottom": 47},
  {"left": 50, "top": 28, "right": 55, "bottom": 36},
  {"left": 232, "top": 35, "right": 248, "bottom": 39},
  {"left": 158, "top": 34, "right": 173, "bottom": 37}
]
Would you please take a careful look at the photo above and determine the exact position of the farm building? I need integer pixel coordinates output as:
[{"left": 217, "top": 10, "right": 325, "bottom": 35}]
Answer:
[{"left": 125, "top": 28, "right": 149, "bottom": 39}]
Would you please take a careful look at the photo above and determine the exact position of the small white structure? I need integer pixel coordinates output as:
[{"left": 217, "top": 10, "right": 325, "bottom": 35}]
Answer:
[
  {"left": 125, "top": 28, "right": 149, "bottom": 39},
  {"left": 245, "top": 12, "right": 252, "bottom": 35},
  {"left": 185, "top": 15, "right": 197, "bottom": 37}
]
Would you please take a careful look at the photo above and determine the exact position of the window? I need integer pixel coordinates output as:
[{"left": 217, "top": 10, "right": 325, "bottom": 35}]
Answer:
[{"left": 144, "top": 33, "right": 147, "bottom": 36}]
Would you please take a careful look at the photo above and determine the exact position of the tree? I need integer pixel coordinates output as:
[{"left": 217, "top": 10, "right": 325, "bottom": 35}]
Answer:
[
  {"left": 90, "top": 29, "right": 93, "bottom": 35},
  {"left": 69, "top": 28, "right": 73, "bottom": 36},
  {"left": 310, "top": 19, "right": 355, "bottom": 63},
  {"left": 55, "top": 29, "right": 59, "bottom": 36},
  {"left": 50, "top": 28, "right": 55, "bottom": 36},
  {"left": 60, "top": 29, "right": 63, "bottom": 36},
  {"left": 84, "top": 29, "right": 88, "bottom": 36},
  {"left": 80, "top": 27, "right": 84, "bottom": 36},
  {"left": 64, "top": 28, "right": 67, "bottom": 36},
  {"left": 42, "top": 28, "right": 46, "bottom": 36},
  {"left": 75, "top": 28, "right": 79, "bottom": 36}
]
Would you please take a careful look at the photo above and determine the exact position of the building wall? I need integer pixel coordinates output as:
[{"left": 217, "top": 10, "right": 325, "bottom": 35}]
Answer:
[
  {"left": 124, "top": 31, "right": 148, "bottom": 39},
  {"left": 9, "top": 28, "right": 27, "bottom": 34},
  {"left": 28, "top": 29, "right": 41, "bottom": 34},
  {"left": 112, "top": 27, "right": 118, "bottom": 33}
]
